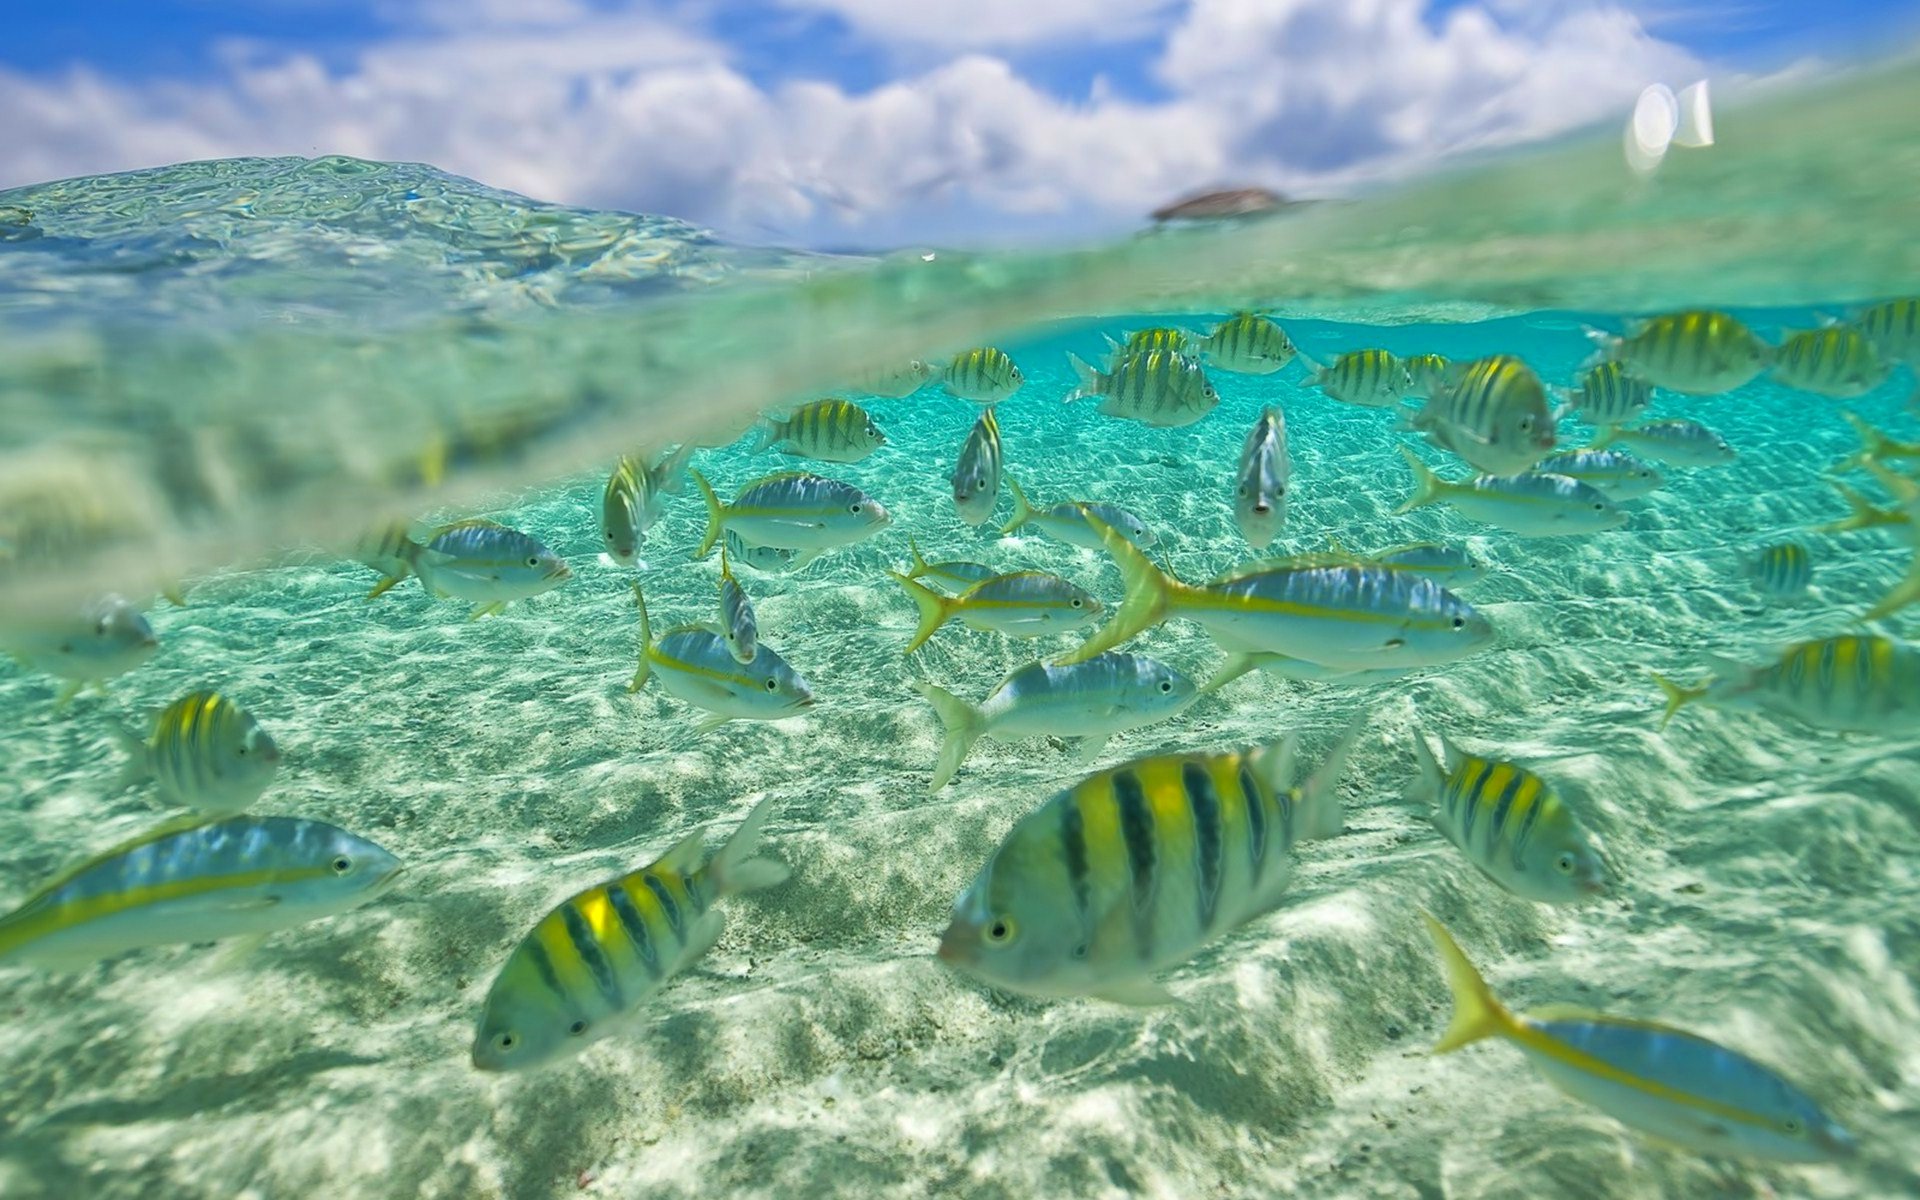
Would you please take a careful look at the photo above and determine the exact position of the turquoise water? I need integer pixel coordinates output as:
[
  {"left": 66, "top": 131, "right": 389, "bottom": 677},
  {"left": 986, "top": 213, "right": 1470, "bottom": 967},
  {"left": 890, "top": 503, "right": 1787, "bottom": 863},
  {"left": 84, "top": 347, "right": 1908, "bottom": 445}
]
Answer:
[{"left": 3, "top": 60, "right": 1920, "bottom": 1200}]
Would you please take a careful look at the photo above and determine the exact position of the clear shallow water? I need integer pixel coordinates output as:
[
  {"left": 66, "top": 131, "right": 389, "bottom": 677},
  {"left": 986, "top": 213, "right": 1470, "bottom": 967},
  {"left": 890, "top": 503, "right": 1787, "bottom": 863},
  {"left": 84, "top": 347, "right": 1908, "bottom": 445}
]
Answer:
[{"left": 1, "top": 57, "right": 1920, "bottom": 1200}]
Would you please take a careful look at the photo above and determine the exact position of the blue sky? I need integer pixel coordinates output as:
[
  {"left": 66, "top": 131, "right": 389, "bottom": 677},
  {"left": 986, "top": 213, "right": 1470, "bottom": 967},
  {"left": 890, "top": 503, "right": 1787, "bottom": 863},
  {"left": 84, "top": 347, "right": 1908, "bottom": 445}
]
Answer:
[{"left": 0, "top": 1, "right": 1912, "bottom": 247}]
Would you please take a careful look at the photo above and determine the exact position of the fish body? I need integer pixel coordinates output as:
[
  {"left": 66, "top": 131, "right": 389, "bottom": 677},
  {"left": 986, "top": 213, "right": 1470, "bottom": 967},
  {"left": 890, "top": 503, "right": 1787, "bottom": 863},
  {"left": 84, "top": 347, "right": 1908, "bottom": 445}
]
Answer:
[
  {"left": 1596, "top": 310, "right": 1770, "bottom": 395},
  {"left": 1423, "top": 916, "right": 1854, "bottom": 1163},
  {"left": 1410, "top": 734, "right": 1607, "bottom": 903},
  {"left": 1360, "top": 542, "right": 1488, "bottom": 589},
  {"left": 1405, "top": 353, "right": 1465, "bottom": 400},
  {"left": 472, "top": 795, "right": 789, "bottom": 1071},
  {"left": 0, "top": 815, "right": 401, "bottom": 968},
  {"left": 952, "top": 408, "right": 1003, "bottom": 526},
  {"left": 1770, "top": 327, "right": 1889, "bottom": 399},
  {"left": 1750, "top": 542, "right": 1812, "bottom": 600},
  {"left": 1853, "top": 297, "right": 1920, "bottom": 363},
  {"left": 1398, "top": 448, "right": 1623, "bottom": 537},
  {"left": 407, "top": 519, "right": 571, "bottom": 618},
  {"left": 904, "top": 539, "right": 997, "bottom": 590},
  {"left": 1198, "top": 313, "right": 1296, "bottom": 374},
  {"left": 1068, "top": 349, "right": 1219, "bottom": 428},
  {"left": 851, "top": 359, "right": 936, "bottom": 398},
  {"left": 629, "top": 586, "right": 813, "bottom": 729},
  {"left": 1532, "top": 450, "right": 1664, "bottom": 499},
  {"left": 943, "top": 348, "right": 1024, "bottom": 404},
  {"left": 717, "top": 553, "right": 758, "bottom": 665},
  {"left": 116, "top": 691, "right": 280, "bottom": 813},
  {"left": 1591, "top": 420, "right": 1735, "bottom": 468},
  {"left": 892, "top": 571, "right": 1102, "bottom": 654},
  {"left": 601, "top": 446, "right": 694, "bottom": 566},
  {"left": 1233, "top": 407, "right": 1290, "bottom": 551},
  {"left": 1656, "top": 634, "right": 1920, "bottom": 734},
  {"left": 722, "top": 530, "right": 798, "bottom": 574},
  {"left": 1308, "top": 349, "right": 1411, "bottom": 408},
  {"left": 938, "top": 722, "right": 1361, "bottom": 1003},
  {"left": 0, "top": 593, "right": 157, "bottom": 705},
  {"left": 1000, "top": 478, "right": 1155, "bottom": 550},
  {"left": 1200, "top": 652, "right": 1417, "bottom": 693},
  {"left": 1108, "top": 327, "right": 1195, "bottom": 364},
  {"left": 1564, "top": 360, "right": 1653, "bottom": 427},
  {"left": 753, "top": 399, "right": 886, "bottom": 464},
  {"left": 691, "top": 470, "right": 890, "bottom": 565},
  {"left": 1410, "top": 355, "right": 1557, "bottom": 476},
  {"left": 913, "top": 653, "right": 1198, "bottom": 789}
]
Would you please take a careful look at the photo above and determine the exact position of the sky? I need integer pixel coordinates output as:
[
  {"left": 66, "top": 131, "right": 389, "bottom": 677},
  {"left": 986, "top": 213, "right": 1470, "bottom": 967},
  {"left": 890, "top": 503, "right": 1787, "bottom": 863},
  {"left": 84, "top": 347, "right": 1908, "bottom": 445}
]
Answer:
[{"left": 0, "top": 1, "right": 1912, "bottom": 248}]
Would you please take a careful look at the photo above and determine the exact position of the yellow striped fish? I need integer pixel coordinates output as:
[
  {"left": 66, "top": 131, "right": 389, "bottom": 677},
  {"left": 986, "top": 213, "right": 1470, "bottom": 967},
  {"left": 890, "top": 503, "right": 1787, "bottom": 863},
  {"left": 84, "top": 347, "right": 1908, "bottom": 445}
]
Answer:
[
  {"left": 629, "top": 586, "right": 813, "bottom": 731},
  {"left": 114, "top": 691, "right": 281, "bottom": 813},
  {"left": 691, "top": 470, "right": 891, "bottom": 566},
  {"left": 891, "top": 571, "right": 1102, "bottom": 654},
  {"left": 1305, "top": 348, "right": 1411, "bottom": 408},
  {"left": 1107, "top": 327, "right": 1195, "bottom": 363},
  {"left": 1423, "top": 915, "right": 1854, "bottom": 1162},
  {"left": 1196, "top": 313, "right": 1296, "bottom": 375},
  {"left": 717, "top": 550, "right": 757, "bottom": 665},
  {"left": 1591, "top": 310, "right": 1769, "bottom": 395},
  {"left": 472, "top": 795, "right": 789, "bottom": 1071},
  {"left": 1655, "top": 634, "right": 1920, "bottom": 733},
  {"left": 1067, "top": 348, "right": 1219, "bottom": 428},
  {"left": 1410, "top": 733, "right": 1608, "bottom": 903},
  {"left": 1560, "top": 360, "right": 1653, "bottom": 427},
  {"left": 355, "top": 520, "right": 418, "bottom": 598},
  {"left": 601, "top": 445, "right": 694, "bottom": 566},
  {"left": 942, "top": 347, "right": 1024, "bottom": 404},
  {"left": 1769, "top": 327, "right": 1890, "bottom": 398},
  {"left": 903, "top": 539, "right": 998, "bottom": 590},
  {"left": 1748, "top": 541, "right": 1812, "bottom": 600},
  {"left": 951, "top": 408, "right": 1003, "bottom": 527},
  {"left": 752, "top": 398, "right": 886, "bottom": 464},
  {"left": 1852, "top": 296, "right": 1920, "bottom": 363},
  {"left": 1407, "top": 354, "right": 1557, "bottom": 476},
  {"left": 938, "top": 719, "right": 1362, "bottom": 1004},
  {"left": 1405, "top": 353, "right": 1465, "bottom": 400}
]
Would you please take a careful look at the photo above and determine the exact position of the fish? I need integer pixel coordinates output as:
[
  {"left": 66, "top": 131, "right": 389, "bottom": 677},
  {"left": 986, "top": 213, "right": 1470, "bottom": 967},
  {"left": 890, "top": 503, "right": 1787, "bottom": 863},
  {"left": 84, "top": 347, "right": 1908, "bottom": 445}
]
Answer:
[
  {"left": 1852, "top": 297, "right": 1920, "bottom": 364},
  {"left": 1350, "top": 540, "right": 1489, "bottom": 589},
  {"left": 1303, "top": 348, "right": 1412, "bottom": 408},
  {"left": 1000, "top": 478, "right": 1157, "bottom": 550},
  {"left": 0, "top": 593, "right": 158, "bottom": 707},
  {"left": 913, "top": 653, "right": 1198, "bottom": 790},
  {"left": 1107, "top": 327, "right": 1195, "bottom": 363},
  {"left": 1422, "top": 915, "right": 1854, "bottom": 1163},
  {"left": 1856, "top": 463, "right": 1920, "bottom": 620},
  {"left": 355, "top": 520, "right": 418, "bottom": 598},
  {"left": 1749, "top": 542, "right": 1813, "bottom": 600},
  {"left": 1769, "top": 327, "right": 1890, "bottom": 399},
  {"left": 1833, "top": 410, "right": 1920, "bottom": 474},
  {"left": 849, "top": 359, "right": 936, "bottom": 398},
  {"left": 1589, "top": 420, "right": 1735, "bottom": 468},
  {"left": 937, "top": 719, "right": 1362, "bottom": 1004},
  {"left": 1200, "top": 652, "right": 1417, "bottom": 693},
  {"left": 1404, "top": 353, "right": 1465, "bottom": 400},
  {"left": 752, "top": 399, "right": 887, "bottom": 464},
  {"left": 903, "top": 539, "right": 998, "bottom": 590},
  {"left": 389, "top": 519, "right": 572, "bottom": 618},
  {"left": 0, "top": 815, "right": 402, "bottom": 968},
  {"left": 1654, "top": 634, "right": 1920, "bottom": 734},
  {"left": 1195, "top": 313, "right": 1296, "bottom": 375},
  {"left": 1815, "top": 480, "right": 1911, "bottom": 534},
  {"left": 628, "top": 586, "right": 813, "bottom": 731},
  {"left": 942, "top": 347, "right": 1024, "bottom": 404},
  {"left": 114, "top": 691, "right": 281, "bottom": 814},
  {"left": 1561, "top": 360, "right": 1653, "bottom": 427},
  {"left": 717, "top": 552, "right": 758, "bottom": 665},
  {"left": 1398, "top": 448, "right": 1624, "bottom": 537},
  {"left": 1059, "top": 515, "right": 1493, "bottom": 673},
  {"left": 891, "top": 571, "right": 1103, "bottom": 655},
  {"left": 1409, "top": 733, "right": 1608, "bottom": 903},
  {"left": 1067, "top": 348, "right": 1219, "bottom": 428},
  {"left": 1234, "top": 408, "right": 1290, "bottom": 551},
  {"left": 722, "top": 530, "right": 799, "bottom": 574},
  {"left": 951, "top": 408, "right": 1003, "bottom": 527},
  {"left": 691, "top": 470, "right": 891, "bottom": 567},
  {"left": 1531, "top": 450, "right": 1665, "bottom": 499},
  {"left": 472, "top": 794, "right": 789, "bottom": 1072},
  {"left": 1407, "top": 355, "right": 1557, "bottom": 476},
  {"left": 1590, "top": 310, "right": 1771, "bottom": 394},
  {"left": 600, "top": 445, "right": 694, "bottom": 567}
]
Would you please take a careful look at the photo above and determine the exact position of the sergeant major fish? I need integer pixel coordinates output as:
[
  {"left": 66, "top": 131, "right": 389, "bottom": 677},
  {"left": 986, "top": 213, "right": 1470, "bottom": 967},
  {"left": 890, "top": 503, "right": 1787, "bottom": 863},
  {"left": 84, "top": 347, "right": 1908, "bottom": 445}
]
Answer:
[
  {"left": 1067, "top": 348, "right": 1219, "bottom": 428},
  {"left": 114, "top": 691, "right": 280, "bottom": 814},
  {"left": 1749, "top": 541, "right": 1812, "bottom": 600},
  {"left": 1234, "top": 408, "right": 1290, "bottom": 551},
  {"left": 938, "top": 720, "right": 1363, "bottom": 1004},
  {"left": 1656, "top": 634, "right": 1920, "bottom": 734},
  {"left": 1852, "top": 297, "right": 1919, "bottom": 364},
  {"left": 943, "top": 347, "right": 1024, "bottom": 404},
  {"left": 1302, "top": 348, "right": 1412, "bottom": 408},
  {"left": 1405, "top": 353, "right": 1465, "bottom": 400},
  {"left": 1406, "top": 354, "right": 1556, "bottom": 477},
  {"left": 752, "top": 399, "right": 886, "bottom": 464},
  {"left": 717, "top": 551, "right": 758, "bottom": 665},
  {"left": 629, "top": 586, "right": 813, "bottom": 731},
  {"left": 1195, "top": 313, "right": 1296, "bottom": 375},
  {"left": 1589, "top": 310, "right": 1769, "bottom": 395},
  {"left": 1559, "top": 360, "right": 1652, "bottom": 427},
  {"left": 1769, "top": 326, "right": 1890, "bottom": 399},
  {"left": 691, "top": 470, "right": 891, "bottom": 567},
  {"left": 1000, "top": 478, "right": 1156, "bottom": 550},
  {"left": 951, "top": 408, "right": 1003, "bottom": 527},
  {"left": 1106, "top": 327, "right": 1194, "bottom": 363},
  {"left": 891, "top": 571, "right": 1103, "bottom": 654},
  {"left": 601, "top": 445, "right": 695, "bottom": 567},
  {"left": 472, "top": 795, "right": 788, "bottom": 1071},
  {"left": 1398, "top": 448, "right": 1623, "bottom": 537}
]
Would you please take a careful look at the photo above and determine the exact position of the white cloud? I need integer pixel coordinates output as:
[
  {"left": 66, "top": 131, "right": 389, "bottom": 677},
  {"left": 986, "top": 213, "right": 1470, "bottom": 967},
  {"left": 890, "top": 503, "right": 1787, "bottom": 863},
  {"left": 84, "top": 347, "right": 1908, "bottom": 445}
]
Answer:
[
  {"left": 0, "top": 1, "right": 1701, "bottom": 246},
  {"left": 776, "top": 0, "right": 1180, "bottom": 50}
]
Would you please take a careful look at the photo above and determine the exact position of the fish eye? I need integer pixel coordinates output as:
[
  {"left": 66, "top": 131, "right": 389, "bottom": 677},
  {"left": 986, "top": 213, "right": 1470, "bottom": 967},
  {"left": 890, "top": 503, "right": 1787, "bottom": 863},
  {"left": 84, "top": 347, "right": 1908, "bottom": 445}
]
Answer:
[
  {"left": 1554, "top": 853, "right": 1575, "bottom": 874},
  {"left": 849, "top": 503, "right": 863, "bottom": 514},
  {"left": 1070, "top": 598, "right": 1083, "bottom": 608},
  {"left": 1159, "top": 681, "right": 1173, "bottom": 693},
  {"left": 331, "top": 855, "right": 353, "bottom": 874},
  {"left": 94, "top": 617, "right": 112, "bottom": 636},
  {"left": 494, "top": 1032, "right": 517, "bottom": 1051},
  {"left": 1783, "top": 1117, "right": 1802, "bottom": 1135},
  {"left": 985, "top": 916, "right": 1017, "bottom": 944},
  {"left": 1592, "top": 502, "right": 1606, "bottom": 511},
  {"left": 526, "top": 556, "right": 539, "bottom": 567},
  {"left": 765, "top": 677, "right": 779, "bottom": 691},
  {"left": 1451, "top": 617, "right": 1465, "bottom": 629},
  {"left": 568, "top": 1019, "right": 588, "bottom": 1037}
]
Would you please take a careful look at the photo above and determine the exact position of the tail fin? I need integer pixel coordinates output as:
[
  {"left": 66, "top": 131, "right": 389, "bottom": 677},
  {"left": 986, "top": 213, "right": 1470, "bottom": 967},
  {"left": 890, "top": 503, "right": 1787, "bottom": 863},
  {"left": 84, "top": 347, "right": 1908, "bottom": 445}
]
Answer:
[
  {"left": 999, "top": 476, "right": 1035, "bottom": 535},
  {"left": 1065, "top": 353, "right": 1103, "bottom": 403},
  {"left": 691, "top": 469, "right": 726, "bottom": 560},
  {"left": 1053, "top": 516, "right": 1188, "bottom": 666},
  {"left": 1293, "top": 347, "right": 1323, "bottom": 378},
  {"left": 748, "top": 418, "right": 782, "bottom": 455},
  {"left": 653, "top": 442, "right": 696, "bottom": 494},
  {"left": 890, "top": 572, "right": 955, "bottom": 655},
  {"left": 365, "top": 569, "right": 409, "bottom": 600},
  {"left": 110, "top": 726, "right": 151, "bottom": 792},
  {"left": 707, "top": 793, "right": 791, "bottom": 896},
  {"left": 1422, "top": 913, "right": 1512, "bottom": 1054},
  {"left": 913, "top": 681, "right": 988, "bottom": 791},
  {"left": 628, "top": 584, "right": 653, "bottom": 693},
  {"left": 906, "top": 537, "right": 933, "bottom": 580},
  {"left": 1395, "top": 445, "right": 1448, "bottom": 515},
  {"left": 1863, "top": 554, "right": 1920, "bottom": 622},
  {"left": 1819, "top": 480, "right": 1902, "bottom": 533},
  {"left": 1834, "top": 410, "right": 1884, "bottom": 474},
  {"left": 1651, "top": 672, "right": 1707, "bottom": 730},
  {"left": 1291, "top": 712, "right": 1363, "bottom": 841}
]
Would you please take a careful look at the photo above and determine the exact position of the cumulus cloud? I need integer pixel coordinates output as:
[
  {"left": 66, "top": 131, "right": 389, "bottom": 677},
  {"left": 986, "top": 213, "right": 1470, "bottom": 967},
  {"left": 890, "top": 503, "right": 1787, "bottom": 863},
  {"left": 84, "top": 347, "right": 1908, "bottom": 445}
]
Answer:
[{"left": 0, "top": 0, "right": 1701, "bottom": 245}]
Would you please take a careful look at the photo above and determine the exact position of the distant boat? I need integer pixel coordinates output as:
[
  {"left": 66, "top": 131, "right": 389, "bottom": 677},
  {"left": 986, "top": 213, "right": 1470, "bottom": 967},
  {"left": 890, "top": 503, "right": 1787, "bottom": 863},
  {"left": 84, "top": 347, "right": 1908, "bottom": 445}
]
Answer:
[{"left": 1149, "top": 186, "right": 1308, "bottom": 224}]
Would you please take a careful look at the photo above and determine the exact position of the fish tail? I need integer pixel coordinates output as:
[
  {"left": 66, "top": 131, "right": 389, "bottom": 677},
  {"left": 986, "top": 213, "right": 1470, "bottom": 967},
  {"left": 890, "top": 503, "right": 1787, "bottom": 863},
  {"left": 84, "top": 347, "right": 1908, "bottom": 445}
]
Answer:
[
  {"left": 1407, "top": 726, "right": 1443, "bottom": 805},
  {"left": 691, "top": 469, "right": 725, "bottom": 560},
  {"left": 1293, "top": 347, "right": 1323, "bottom": 377},
  {"left": 906, "top": 537, "right": 932, "bottom": 579},
  {"left": 1293, "top": 711, "right": 1364, "bottom": 841},
  {"left": 1053, "top": 516, "right": 1185, "bottom": 666},
  {"left": 1651, "top": 671, "right": 1708, "bottom": 730},
  {"left": 913, "top": 681, "right": 987, "bottom": 791},
  {"left": 1422, "top": 913, "right": 1513, "bottom": 1054},
  {"left": 1835, "top": 410, "right": 1881, "bottom": 473},
  {"left": 999, "top": 476, "right": 1034, "bottom": 535},
  {"left": 628, "top": 584, "right": 653, "bottom": 693},
  {"left": 110, "top": 725, "right": 151, "bottom": 792},
  {"left": 1395, "top": 445, "right": 1447, "bottom": 514},
  {"left": 1065, "top": 353, "right": 1101, "bottom": 403},
  {"left": 1863, "top": 554, "right": 1920, "bottom": 622},
  {"left": 707, "top": 793, "right": 791, "bottom": 896},
  {"left": 891, "top": 573, "right": 955, "bottom": 655},
  {"left": 365, "top": 567, "right": 409, "bottom": 600},
  {"left": 1820, "top": 480, "right": 1889, "bottom": 533}
]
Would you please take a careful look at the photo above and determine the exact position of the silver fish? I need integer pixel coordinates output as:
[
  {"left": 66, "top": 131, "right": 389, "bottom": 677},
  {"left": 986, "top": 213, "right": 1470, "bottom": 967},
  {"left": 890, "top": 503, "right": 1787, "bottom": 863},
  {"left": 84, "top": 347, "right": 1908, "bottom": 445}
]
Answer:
[
  {"left": 717, "top": 552, "right": 758, "bottom": 665},
  {"left": 952, "top": 408, "right": 1003, "bottom": 527},
  {"left": 1000, "top": 478, "right": 1156, "bottom": 550},
  {"left": 1234, "top": 407, "right": 1290, "bottom": 551}
]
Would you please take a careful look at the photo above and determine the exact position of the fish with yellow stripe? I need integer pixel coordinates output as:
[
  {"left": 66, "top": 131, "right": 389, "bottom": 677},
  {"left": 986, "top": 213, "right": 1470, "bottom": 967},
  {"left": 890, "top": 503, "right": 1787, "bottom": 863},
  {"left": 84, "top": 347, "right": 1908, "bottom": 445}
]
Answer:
[
  {"left": 1406, "top": 354, "right": 1558, "bottom": 476},
  {"left": 1302, "top": 348, "right": 1412, "bottom": 408},
  {"left": 114, "top": 690, "right": 281, "bottom": 813},
  {"left": 752, "top": 398, "right": 887, "bottom": 464},
  {"left": 691, "top": 470, "right": 891, "bottom": 567},
  {"left": 891, "top": 571, "right": 1102, "bottom": 654},
  {"left": 1769, "top": 326, "right": 1890, "bottom": 399},
  {"left": 472, "top": 794, "right": 789, "bottom": 1071},
  {"left": 1106, "top": 327, "right": 1195, "bottom": 363},
  {"left": 1559, "top": 360, "right": 1653, "bottom": 427},
  {"left": 1832, "top": 410, "right": 1920, "bottom": 474},
  {"left": 1067, "top": 347, "right": 1219, "bottom": 428},
  {"left": 1852, "top": 296, "right": 1920, "bottom": 364},
  {"left": 1654, "top": 634, "right": 1920, "bottom": 733},
  {"left": 1421, "top": 914, "right": 1854, "bottom": 1162},
  {"left": 1589, "top": 310, "right": 1770, "bottom": 395},
  {"left": 376, "top": 519, "right": 572, "bottom": 618},
  {"left": 1194, "top": 312, "right": 1296, "bottom": 375},
  {"left": 0, "top": 593, "right": 158, "bottom": 708},
  {"left": 942, "top": 347, "right": 1024, "bottom": 404},
  {"left": 1397, "top": 447, "right": 1623, "bottom": 537},
  {"left": 951, "top": 408, "right": 1003, "bottom": 526},
  {"left": 629, "top": 586, "right": 814, "bottom": 731},
  {"left": 1060, "top": 514, "right": 1492, "bottom": 672},
  {"left": 903, "top": 539, "right": 997, "bottom": 590},
  {"left": 1748, "top": 541, "right": 1812, "bottom": 600},
  {"left": 1000, "top": 477, "right": 1157, "bottom": 550},
  {"left": 0, "top": 814, "right": 402, "bottom": 968},
  {"left": 601, "top": 445, "right": 694, "bottom": 566},
  {"left": 1405, "top": 353, "right": 1466, "bottom": 400},
  {"left": 938, "top": 719, "right": 1363, "bottom": 1004},
  {"left": 1409, "top": 733, "right": 1608, "bottom": 903},
  {"left": 717, "top": 551, "right": 757, "bottom": 665}
]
